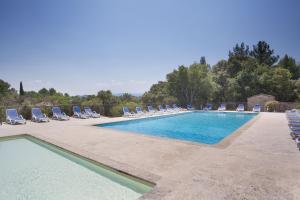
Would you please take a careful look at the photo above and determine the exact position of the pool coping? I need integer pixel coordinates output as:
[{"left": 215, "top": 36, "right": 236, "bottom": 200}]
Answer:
[{"left": 94, "top": 111, "right": 261, "bottom": 149}]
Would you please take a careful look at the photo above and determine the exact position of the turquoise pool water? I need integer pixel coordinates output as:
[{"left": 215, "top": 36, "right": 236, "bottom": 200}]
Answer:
[
  {"left": 0, "top": 136, "right": 152, "bottom": 200},
  {"left": 99, "top": 112, "right": 257, "bottom": 144}
]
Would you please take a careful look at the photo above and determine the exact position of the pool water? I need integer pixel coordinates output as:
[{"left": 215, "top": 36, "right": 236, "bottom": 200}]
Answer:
[
  {"left": 0, "top": 136, "right": 152, "bottom": 200},
  {"left": 99, "top": 112, "right": 257, "bottom": 144}
]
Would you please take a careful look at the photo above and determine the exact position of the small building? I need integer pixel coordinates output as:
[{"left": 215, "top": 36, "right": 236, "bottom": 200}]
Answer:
[{"left": 247, "top": 94, "right": 275, "bottom": 111}]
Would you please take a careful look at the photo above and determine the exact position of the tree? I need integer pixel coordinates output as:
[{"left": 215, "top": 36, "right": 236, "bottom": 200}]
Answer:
[
  {"left": 49, "top": 88, "right": 57, "bottom": 95},
  {"left": 277, "top": 54, "right": 300, "bottom": 80},
  {"left": 200, "top": 56, "right": 206, "bottom": 65},
  {"left": 229, "top": 42, "right": 250, "bottom": 61},
  {"left": 250, "top": 41, "right": 279, "bottom": 66},
  {"left": 167, "top": 63, "right": 215, "bottom": 107},
  {"left": 19, "top": 81, "right": 24, "bottom": 96},
  {"left": 270, "top": 68, "right": 296, "bottom": 101},
  {"left": 97, "top": 90, "right": 118, "bottom": 116},
  {"left": 0, "top": 79, "right": 11, "bottom": 95},
  {"left": 38, "top": 88, "right": 49, "bottom": 96}
]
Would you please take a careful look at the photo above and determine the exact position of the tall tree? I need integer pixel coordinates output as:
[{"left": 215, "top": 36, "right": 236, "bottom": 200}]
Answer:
[
  {"left": 277, "top": 54, "right": 299, "bottom": 79},
  {"left": 228, "top": 42, "right": 250, "bottom": 61},
  {"left": 200, "top": 56, "right": 206, "bottom": 65},
  {"left": 19, "top": 81, "right": 24, "bottom": 96},
  {"left": 250, "top": 41, "right": 279, "bottom": 66}
]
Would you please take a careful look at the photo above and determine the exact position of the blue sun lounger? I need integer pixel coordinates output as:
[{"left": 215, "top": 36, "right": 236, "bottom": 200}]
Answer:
[
  {"left": 218, "top": 104, "right": 226, "bottom": 111},
  {"left": 52, "top": 107, "right": 70, "bottom": 121},
  {"left": 236, "top": 104, "right": 245, "bottom": 112},
  {"left": 123, "top": 107, "right": 136, "bottom": 117},
  {"left": 84, "top": 107, "right": 100, "bottom": 118},
  {"left": 204, "top": 104, "right": 212, "bottom": 111},
  {"left": 6, "top": 108, "right": 26, "bottom": 125},
  {"left": 252, "top": 104, "right": 261, "bottom": 112},
  {"left": 32, "top": 108, "right": 49, "bottom": 122},
  {"left": 73, "top": 106, "right": 89, "bottom": 119}
]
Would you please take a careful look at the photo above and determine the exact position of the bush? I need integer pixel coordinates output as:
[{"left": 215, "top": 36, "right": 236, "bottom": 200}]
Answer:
[
  {"left": 111, "top": 102, "right": 139, "bottom": 117},
  {"left": 265, "top": 101, "right": 279, "bottom": 112}
]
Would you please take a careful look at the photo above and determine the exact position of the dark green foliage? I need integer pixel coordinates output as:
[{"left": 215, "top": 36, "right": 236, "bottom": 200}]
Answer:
[
  {"left": 250, "top": 41, "right": 279, "bottom": 66},
  {"left": 229, "top": 42, "right": 250, "bottom": 61},
  {"left": 277, "top": 54, "right": 300, "bottom": 80},
  {"left": 200, "top": 56, "right": 206, "bottom": 65},
  {"left": 19, "top": 81, "right": 24, "bottom": 96}
]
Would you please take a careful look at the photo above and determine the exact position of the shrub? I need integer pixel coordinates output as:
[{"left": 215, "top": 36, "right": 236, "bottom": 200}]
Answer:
[{"left": 265, "top": 101, "right": 279, "bottom": 112}]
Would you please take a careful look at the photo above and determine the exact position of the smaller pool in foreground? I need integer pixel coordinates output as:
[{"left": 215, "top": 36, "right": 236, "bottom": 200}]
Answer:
[
  {"left": 98, "top": 111, "right": 257, "bottom": 144},
  {"left": 0, "top": 135, "right": 153, "bottom": 200}
]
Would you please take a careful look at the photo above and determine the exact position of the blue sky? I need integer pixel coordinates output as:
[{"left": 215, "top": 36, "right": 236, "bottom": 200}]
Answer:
[{"left": 1, "top": 0, "right": 300, "bottom": 95}]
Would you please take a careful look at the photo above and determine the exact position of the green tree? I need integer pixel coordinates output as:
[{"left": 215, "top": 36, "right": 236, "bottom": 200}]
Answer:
[
  {"left": 167, "top": 63, "right": 215, "bottom": 107},
  {"left": 229, "top": 42, "right": 250, "bottom": 61},
  {"left": 200, "top": 56, "right": 206, "bottom": 65},
  {"left": 49, "top": 88, "right": 57, "bottom": 95},
  {"left": 270, "top": 68, "right": 296, "bottom": 101},
  {"left": 277, "top": 54, "right": 299, "bottom": 80},
  {"left": 97, "top": 90, "right": 118, "bottom": 116},
  {"left": 250, "top": 41, "right": 279, "bottom": 66},
  {"left": 19, "top": 81, "right": 25, "bottom": 95},
  {"left": 38, "top": 88, "right": 49, "bottom": 96},
  {"left": 0, "top": 79, "right": 11, "bottom": 95}
]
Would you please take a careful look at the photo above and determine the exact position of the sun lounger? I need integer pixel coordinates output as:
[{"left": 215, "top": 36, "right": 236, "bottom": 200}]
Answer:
[
  {"left": 52, "top": 107, "right": 70, "bottom": 121},
  {"left": 236, "top": 104, "right": 245, "bottom": 112},
  {"left": 84, "top": 107, "right": 100, "bottom": 118},
  {"left": 187, "top": 104, "right": 195, "bottom": 110},
  {"left": 147, "top": 106, "right": 157, "bottom": 115},
  {"left": 136, "top": 107, "right": 146, "bottom": 116},
  {"left": 123, "top": 107, "right": 136, "bottom": 117},
  {"left": 31, "top": 108, "right": 49, "bottom": 122},
  {"left": 252, "top": 104, "right": 261, "bottom": 112},
  {"left": 218, "top": 104, "right": 226, "bottom": 111},
  {"left": 73, "top": 106, "right": 89, "bottom": 119},
  {"left": 158, "top": 105, "right": 166, "bottom": 113},
  {"left": 204, "top": 104, "right": 212, "bottom": 111},
  {"left": 6, "top": 108, "right": 26, "bottom": 125},
  {"left": 172, "top": 104, "right": 181, "bottom": 112},
  {"left": 165, "top": 105, "right": 174, "bottom": 112}
]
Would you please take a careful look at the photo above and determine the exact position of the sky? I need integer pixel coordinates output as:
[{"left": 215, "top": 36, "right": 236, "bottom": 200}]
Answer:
[{"left": 0, "top": 0, "right": 300, "bottom": 95}]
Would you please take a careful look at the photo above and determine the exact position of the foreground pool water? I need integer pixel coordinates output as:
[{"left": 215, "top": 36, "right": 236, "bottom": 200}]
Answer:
[
  {"left": 0, "top": 136, "right": 152, "bottom": 200},
  {"left": 98, "top": 112, "right": 257, "bottom": 144}
]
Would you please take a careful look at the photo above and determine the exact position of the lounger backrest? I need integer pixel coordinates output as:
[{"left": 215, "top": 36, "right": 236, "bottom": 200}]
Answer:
[
  {"left": 136, "top": 107, "right": 142, "bottom": 112},
  {"left": 238, "top": 104, "right": 244, "bottom": 109},
  {"left": 84, "top": 107, "right": 92, "bottom": 113},
  {"left": 32, "top": 108, "right": 43, "bottom": 118},
  {"left": 166, "top": 105, "right": 171, "bottom": 109},
  {"left": 123, "top": 107, "right": 130, "bottom": 113},
  {"left": 207, "top": 104, "right": 212, "bottom": 109},
  {"left": 158, "top": 105, "right": 163, "bottom": 110},
  {"left": 221, "top": 104, "right": 225, "bottom": 108},
  {"left": 147, "top": 106, "right": 153, "bottom": 111},
  {"left": 173, "top": 104, "right": 177, "bottom": 108},
  {"left": 73, "top": 106, "right": 81, "bottom": 113},
  {"left": 6, "top": 109, "right": 19, "bottom": 119},
  {"left": 52, "top": 107, "right": 62, "bottom": 115}
]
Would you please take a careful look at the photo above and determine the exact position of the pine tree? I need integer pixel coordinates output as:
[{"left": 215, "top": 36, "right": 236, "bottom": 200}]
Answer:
[{"left": 19, "top": 81, "right": 24, "bottom": 95}]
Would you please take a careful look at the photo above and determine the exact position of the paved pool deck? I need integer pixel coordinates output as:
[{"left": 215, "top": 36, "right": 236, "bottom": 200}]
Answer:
[{"left": 0, "top": 112, "right": 300, "bottom": 200}]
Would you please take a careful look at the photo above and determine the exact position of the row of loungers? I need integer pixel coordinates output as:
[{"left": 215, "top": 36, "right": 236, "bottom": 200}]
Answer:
[
  {"left": 122, "top": 103, "right": 262, "bottom": 118},
  {"left": 204, "top": 103, "right": 261, "bottom": 112},
  {"left": 4, "top": 106, "right": 100, "bottom": 125},
  {"left": 286, "top": 109, "right": 300, "bottom": 150},
  {"left": 123, "top": 104, "right": 185, "bottom": 118}
]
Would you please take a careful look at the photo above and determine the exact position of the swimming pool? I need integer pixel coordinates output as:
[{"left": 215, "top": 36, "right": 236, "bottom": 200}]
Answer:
[
  {"left": 98, "top": 112, "right": 257, "bottom": 144},
  {"left": 0, "top": 135, "right": 152, "bottom": 200}
]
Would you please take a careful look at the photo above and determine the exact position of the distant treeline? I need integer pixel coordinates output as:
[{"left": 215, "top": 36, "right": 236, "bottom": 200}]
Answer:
[{"left": 0, "top": 41, "right": 299, "bottom": 119}]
